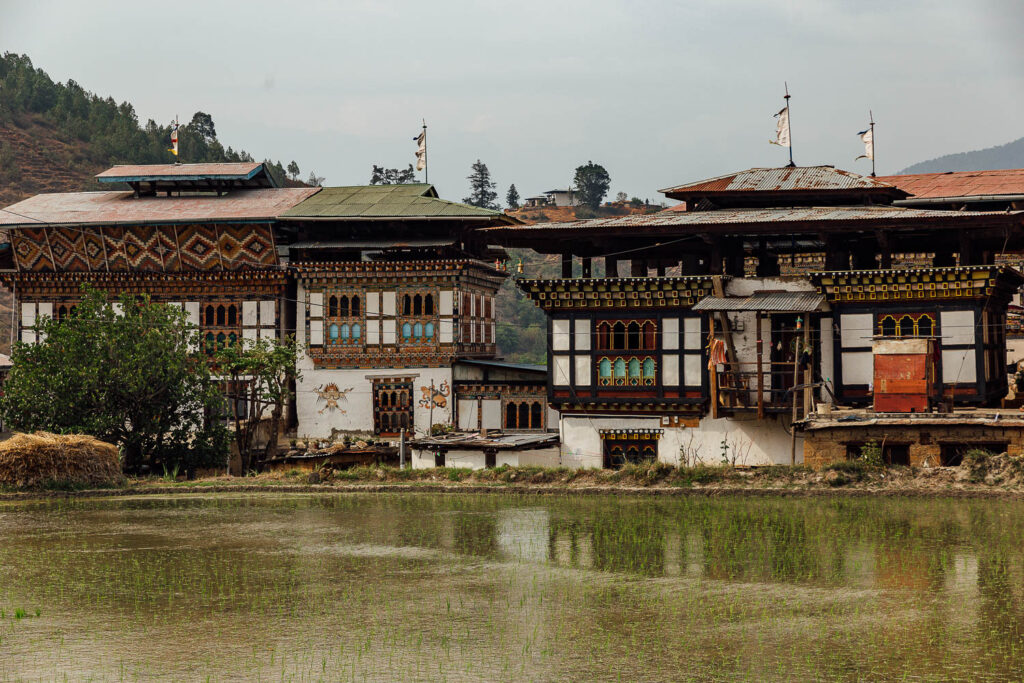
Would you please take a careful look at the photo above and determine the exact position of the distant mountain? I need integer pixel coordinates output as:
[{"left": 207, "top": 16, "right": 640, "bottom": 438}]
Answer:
[{"left": 900, "top": 136, "right": 1024, "bottom": 174}]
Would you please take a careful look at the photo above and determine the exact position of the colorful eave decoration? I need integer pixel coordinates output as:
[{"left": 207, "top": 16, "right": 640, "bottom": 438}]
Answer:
[
  {"left": 811, "top": 266, "right": 1024, "bottom": 304},
  {"left": 517, "top": 276, "right": 721, "bottom": 310}
]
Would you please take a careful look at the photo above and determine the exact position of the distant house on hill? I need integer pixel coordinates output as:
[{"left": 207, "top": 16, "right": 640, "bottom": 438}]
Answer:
[{"left": 523, "top": 189, "right": 578, "bottom": 208}]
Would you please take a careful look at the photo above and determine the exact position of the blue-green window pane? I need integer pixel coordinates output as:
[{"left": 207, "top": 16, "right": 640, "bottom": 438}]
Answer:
[{"left": 599, "top": 358, "right": 611, "bottom": 377}]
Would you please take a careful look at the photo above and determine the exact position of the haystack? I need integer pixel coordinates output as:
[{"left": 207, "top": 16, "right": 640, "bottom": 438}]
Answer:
[{"left": 0, "top": 432, "right": 122, "bottom": 488}]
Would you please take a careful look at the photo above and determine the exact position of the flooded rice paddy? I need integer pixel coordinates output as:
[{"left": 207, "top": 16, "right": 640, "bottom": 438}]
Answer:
[{"left": 1, "top": 493, "right": 1023, "bottom": 681}]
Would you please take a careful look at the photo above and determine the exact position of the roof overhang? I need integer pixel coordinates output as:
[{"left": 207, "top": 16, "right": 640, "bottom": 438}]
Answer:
[{"left": 693, "top": 292, "right": 826, "bottom": 313}]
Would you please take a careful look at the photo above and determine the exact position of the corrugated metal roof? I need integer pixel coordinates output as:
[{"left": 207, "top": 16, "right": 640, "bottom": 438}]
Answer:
[
  {"left": 0, "top": 187, "right": 320, "bottom": 227},
  {"left": 480, "top": 204, "right": 1017, "bottom": 234},
  {"left": 288, "top": 238, "right": 456, "bottom": 249},
  {"left": 96, "top": 162, "right": 264, "bottom": 181},
  {"left": 282, "top": 184, "right": 511, "bottom": 220},
  {"left": 693, "top": 291, "right": 825, "bottom": 312},
  {"left": 660, "top": 166, "right": 897, "bottom": 196},
  {"left": 879, "top": 169, "right": 1024, "bottom": 199},
  {"left": 410, "top": 432, "right": 558, "bottom": 450},
  {"left": 456, "top": 359, "right": 547, "bottom": 374}
]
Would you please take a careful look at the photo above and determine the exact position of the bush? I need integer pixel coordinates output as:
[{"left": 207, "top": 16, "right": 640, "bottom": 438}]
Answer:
[
  {"left": 859, "top": 441, "right": 883, "bottom": 467},
  {"left": 0, "top": 432, "right": 123, "bottom": 489},
  {"left": 963, "top": 448, "right": 996, "bottom": 482}
]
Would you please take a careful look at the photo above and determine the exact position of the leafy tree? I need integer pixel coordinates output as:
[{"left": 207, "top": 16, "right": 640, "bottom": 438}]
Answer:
[
  {"left": 615, "top": 191, "right": 628, "bottom": 203},
  {"left": 573, "top": 161, "right": 611, "bottom": 209},
  {"left": 0, "top": 287, "right": 229, "bottom": 474},
  {"left": 307, "top": 171, "right": 325, "bottom": 187},
  {"left": 287, "top": 161, "right": 301, "bottom": 181},
  {"left": 369, "top": 164, "right": 417, "bottom": 184},
  {"left": 215, "top": 337, "right": 300, "bottom": 473},
  {"left": 506, "top": 184, "right": 520, "bottom": 209},
  {"left": 463, "top": 159, "right": 499, "bottom": 209}
]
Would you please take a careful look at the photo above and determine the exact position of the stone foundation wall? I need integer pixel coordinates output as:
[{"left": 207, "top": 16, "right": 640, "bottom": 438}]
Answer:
[{"left": 803, "top": 424, "right": 1024, "bottom": 469}]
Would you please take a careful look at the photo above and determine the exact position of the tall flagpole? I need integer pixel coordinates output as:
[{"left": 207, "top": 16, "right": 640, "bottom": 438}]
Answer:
[
  {"left": 784, "top": 82, "right": 794, "bottom": 167},
  {"left": 422, "top": 119, "right": 428, "bottom": 184},
  {"left": 869, "top": 110, "right": 875, "bottom": 177}
]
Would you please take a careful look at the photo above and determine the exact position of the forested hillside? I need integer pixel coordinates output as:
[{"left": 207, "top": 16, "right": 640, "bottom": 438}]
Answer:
[
  {"left": 900, "top": 135, "right": 1024, "bottom": 175},
  {"left": 0, "top": 53, "right": 292, "bottom": 206}
]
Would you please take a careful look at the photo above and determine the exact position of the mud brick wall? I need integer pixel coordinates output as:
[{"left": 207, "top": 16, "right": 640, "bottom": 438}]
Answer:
[{"left": 803, "top": 425, "right": 1024, "bottom": 469}]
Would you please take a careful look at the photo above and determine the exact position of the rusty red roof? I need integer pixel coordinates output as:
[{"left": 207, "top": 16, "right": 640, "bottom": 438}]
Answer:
[
  {"left": 659, "top": 166, "right": 899, "bottom": 198},
  {"left": 96, "top": 162, "right": 264, "bottom": 181},
  {"left": 480, "top": 204, "right": 1019, "bottom": 237},
  {"left": 0, "top": 188, "right": 320, "bottom": 227},
  {"left": 879, "top": 169, "right": 1024, "bottom": 199}
]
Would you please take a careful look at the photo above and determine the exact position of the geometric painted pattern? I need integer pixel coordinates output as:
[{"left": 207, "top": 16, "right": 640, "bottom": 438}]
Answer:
[{"left": 10, "top": 223, "right": 278, "bottom": 273}]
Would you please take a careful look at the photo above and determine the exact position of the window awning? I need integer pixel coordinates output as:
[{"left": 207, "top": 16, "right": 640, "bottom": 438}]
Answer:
[{"left": 692, "top": 291, "right": 826, "bottom": 313}]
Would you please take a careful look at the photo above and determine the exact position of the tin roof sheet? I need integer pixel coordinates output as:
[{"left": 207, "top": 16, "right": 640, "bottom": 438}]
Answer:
[
  {"left": 480, "top": 204, "right": 1017, "bottom": 235},
  {"left": 0, "top": 187, "right": 319, "bottom": 227},
  {"left": 878, "top": 169, "right": 1024, "bottom": 199},
  {"left": 410, "top": 432, "right": 558, "bottom": 450},
  {"left": 96, "top": 162, "right": 265, "bottom": 181},
  {"left": 282, "top": 184, "right": 511, "bottom": 221},
  {"left": 693, "top": 291, "right": 825, "bottom": 312},
  {"left": 659, "top": 166, "right": 898, "bottom": 196}
]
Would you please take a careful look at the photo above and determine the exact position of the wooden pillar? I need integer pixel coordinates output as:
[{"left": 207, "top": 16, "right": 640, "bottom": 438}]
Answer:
[
  {"left": 709, "top": 238, "right": 723, "bottom": 275},
  {"left": 756, "top": 313, "right": 764, "bottom": 420},
  {"left": 790, "top": 323, "right": 801, "bottom": 466},
  {"left": 802, "top": 319, "right": 813, "bottom": 420},
  {"left": 561, "top": 252, "right": 573, "bottom": 278},
  {"left": 606, "top": 257, "right": 619, "bottom": 278},
  {"left": 581, "top": 257, "right": 592, "bottom": 278},
  {"left": 877, "top": 231, "right": 892, "bottom": 269}
]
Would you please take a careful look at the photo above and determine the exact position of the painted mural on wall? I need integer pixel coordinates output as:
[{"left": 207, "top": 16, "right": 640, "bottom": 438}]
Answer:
[
  {"left": 315, "top": 383, "right": 353, "bottom": 414},
  {"left": 418, "top": 380, "right": 450, "bottom": 409}
]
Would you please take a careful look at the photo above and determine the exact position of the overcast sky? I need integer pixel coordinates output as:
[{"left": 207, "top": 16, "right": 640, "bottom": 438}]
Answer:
[{"left": 2, "top": 1, "right": 1023, "bottom": 202}]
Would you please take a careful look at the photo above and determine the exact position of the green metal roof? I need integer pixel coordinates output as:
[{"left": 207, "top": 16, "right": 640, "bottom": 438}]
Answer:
[{"left": 281, "top": 184, "right": 512, "bottom": 221}]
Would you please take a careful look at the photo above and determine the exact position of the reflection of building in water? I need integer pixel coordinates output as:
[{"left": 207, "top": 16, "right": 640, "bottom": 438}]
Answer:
[{"left": 496, "top": 508, "right": 550, "bottom": 563}]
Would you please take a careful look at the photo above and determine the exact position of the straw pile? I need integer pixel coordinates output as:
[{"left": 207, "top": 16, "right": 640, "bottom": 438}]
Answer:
[{"left": 0, "top": 432, "right": 122, "bottom": 488}]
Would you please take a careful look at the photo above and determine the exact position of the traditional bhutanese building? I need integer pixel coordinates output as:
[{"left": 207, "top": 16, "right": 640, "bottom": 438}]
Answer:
[
  {"left": 0, "top": 164, "right": 553, "bottom": 453},
  {"left": 481, "top": 166, "right": 1024, "bottom": 468}
]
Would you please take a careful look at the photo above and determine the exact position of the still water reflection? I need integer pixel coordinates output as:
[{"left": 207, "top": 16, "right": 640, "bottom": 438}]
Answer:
[{"left": 0, "top": 493, "right": 1021, "bottom": 681}]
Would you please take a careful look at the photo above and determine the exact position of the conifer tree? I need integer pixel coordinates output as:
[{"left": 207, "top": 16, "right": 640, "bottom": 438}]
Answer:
[
  {"left": 463, "top": 160, "right": 499, "bottom": 209},
  {"left": 506, "top": 184, "right": 520, "bottom": 209}
]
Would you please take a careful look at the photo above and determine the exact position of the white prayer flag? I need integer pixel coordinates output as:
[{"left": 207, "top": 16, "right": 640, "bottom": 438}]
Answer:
[
  {"left": 856, "top": 127, "right": 874, "bottom": 161},
  {"left": 770, "top": 107, "right": 791, "bottom": 148},
  {"left": 414, "top": 130, "right": 426, "bottom": 171}
]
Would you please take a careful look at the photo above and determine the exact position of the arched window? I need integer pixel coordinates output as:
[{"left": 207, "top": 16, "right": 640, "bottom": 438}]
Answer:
[
  {"left": 627, "top": 322, "right": 641, "bottom": 350},
  {"left": 351, "top": 296, "right": 360, "bottom": 316},
  {"left": 328, "top": 296, "right": 338, "bottom": 317},
  {"left": 613, "top": 358, "right": 626, "bottom": 381},
  {"left": 643, "top": 321, "right": 656, "bottom": 349},
  {"left": 329, "top": 323, "right": 339, "bottom": 341},
  {"left": 398, "top": 391, "right": 408, "bottom": 407},
  {"left": 413, "top": 294, "right": 423, "bottom": 316},
  {"left": 506, "top": 403, "right": 517, "bottom": 429},
  {"left": 643, "top": 357, "right": 655, "bottom": 381},
  {"left": 216, "top": 305, "right": 226, "bottom": 326},
  {"left": 413, "top": 322, "right": 423, "bottom": 338},
  {"left": 918, "top": 315, "right": 934, "bottom": 337},
  {"left": 628, "top": 358, "right": 641, "bottom": 383},
  {"left": 899, "top": 315, "right": 915, "bottom": 337},
  {"left": 626, "top": 446, "right": 639, "bottom": 463},
  {"left": 340, "top": 323, "right": 351, "bottom": 340},
  {"left": 339, "top": 296, "right": 349, "bottom": 317},
  {"left": 227, "top": 305, "right": 237, "bottom": 327},
  {"left": 402, "top": 322, "right": 412, "bottom": 339},
  {"left": 205, "top": 306, "right": 215, "bottom": 326},
  {"left": 530, "top": 402, "right": 542, "bottom": 429},
  {"left": 597, "top": 323, "right": 610, "bottom": 349},
  {"left": 352, "top": 323, "right": 362, "bottom": 339},
  {"left": 380, "top": 414, "right": 391, "bottom": 432},
  {"left": 599, "top": 358, "right": 612, "bottom": 379},
  {"left": 424, "top": 294, "right": 434, "bottom": 315},
  {"left": 216, "top": 332, "right": 226, "bottom": 350},
  {"left": 424, "top": 322, "right": 435, "bottom": 339},
  {"left": 403, "top": 295, "right": 412, "bottom": 316},
  {"left": 228, "top": 332, "right": 237, "bottom": 347},
  {"left": 641, "top": 445, "right": 656, "bottom": 461},
  {"left": 381, "top": 391, "right": 390, "bottom": 407},
  {"left": 613, "top": 322, "right": 626, "bottom": 350},
  {"left": 205, "top": 332, "right": 215, "bottom": 354},
  {"left": 518, "top": 402, "right": 530, "bottom": 428},
  {"left": 880, "top": 315, "right": 897, "bottom": 337},
  {"left": 399, "top": 413, "right": 409, "bottom": 429},
  {"left": 57, "top": 305, "right": 67, "bottom": 320}
]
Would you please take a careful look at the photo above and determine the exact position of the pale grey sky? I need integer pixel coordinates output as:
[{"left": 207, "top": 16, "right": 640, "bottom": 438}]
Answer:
[{"left": 2, "top": 0, "right": 1022, "bottom": 202}]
